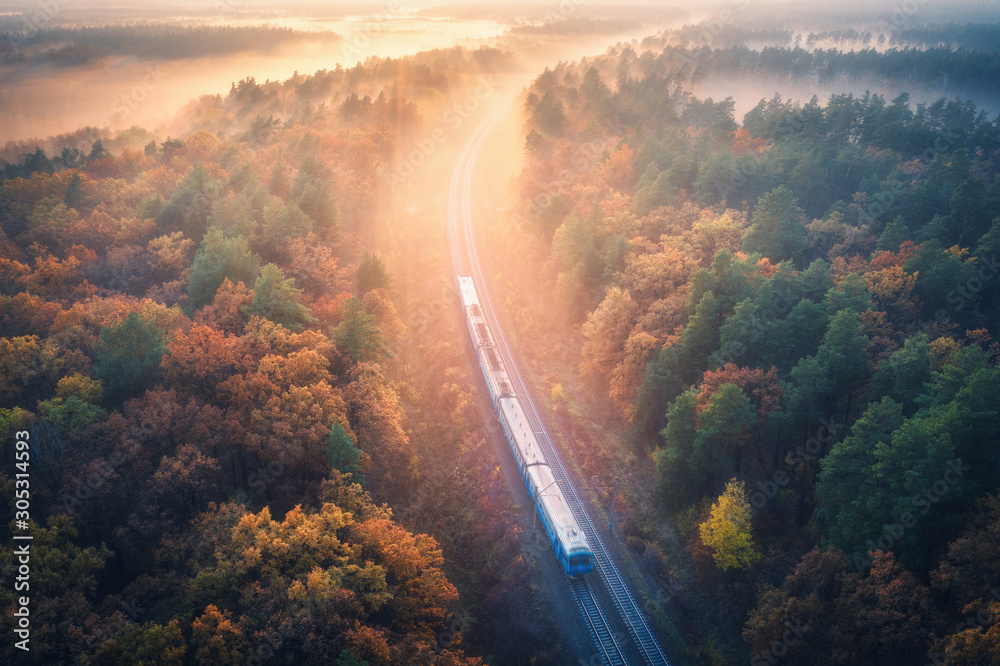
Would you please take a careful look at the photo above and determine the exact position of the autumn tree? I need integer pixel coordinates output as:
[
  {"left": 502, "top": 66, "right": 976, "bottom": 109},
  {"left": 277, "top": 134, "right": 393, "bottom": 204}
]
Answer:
[
  {"left": 269, "top": 157, "right": 291, "bottom": 198},
  {"left": 36, "top": 372, "right": 105, "bottom": 431},
  {"left": 609, "top": 326, "right": 658, "bottom": 419},
  {"left": 0, "top": 513, "right": 112, "bottom": 664},
  {"left": 88, "top": 620, "right": 187, "bottom": 665},
  {"left": 834, "top": 551, "right": 939, "bottom": 664},
  {"left": 931, "top": 603, "right": 1000, "bottom": 665},
  {"left": 179, "top": 494, "right": 468, "bottom": 664},
  {"left": 191, "top": 605, "right": 246, "bottom": 665},
  {"left": 0, "top": 335, "right": 42, "bottom": 403},
  {"left": 580, "top": 287, "right": 639, "bottom": 387},
  {"left": 362, "top": 289, "right": 405, "bottom": 346},
  {"left": 147, "top": 231, "right": 195, "bottom": 278},
  {"left": 698, "top": 478, "right": 761, "bottom": 570},
  {"left": 598, "top": 143, "right": 636, "bottom": 194},
  {"left": 932, "top": 493, "right": 1000, "bottom": 611},
  {"left": 162, "top": 324, "right": 248, "bottom": 397},
  {"left": 930, "top": 494, "right": 1000, "bottom": 665},
  {"left": 282, "top": 235, "right": 349, "bottom": 296},
  {"left": 745, "top": 548, "right": 938, "bottom": 665},
  {"left": 192, "top": 278, "right": 253, "bottom": 335},
  {"left": 345, "top": 362, "right": 412, "bottom": 501},
  {"left": 743, "top": 547, "right": 849, "bottom": 664}
]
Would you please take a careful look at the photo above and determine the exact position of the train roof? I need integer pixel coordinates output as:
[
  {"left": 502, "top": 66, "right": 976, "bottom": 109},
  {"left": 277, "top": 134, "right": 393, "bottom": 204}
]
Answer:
[
  {"left": 534, "top": 463, "right": 590, "bottom": 552},
  {"left": 499, "top": 397, "right": 545, "bottom": 467},
  {"left": 457, "top": 276, "right": 479, "bottom": 309},
  {"left": 480, "top": 347, "right": 515, "bottom": 398},
  {"left": 460, "top": 280, "right": 591, "bottom": 558},
  {"left": 499, "top": 397, "right": 590, "bottom": 553}
]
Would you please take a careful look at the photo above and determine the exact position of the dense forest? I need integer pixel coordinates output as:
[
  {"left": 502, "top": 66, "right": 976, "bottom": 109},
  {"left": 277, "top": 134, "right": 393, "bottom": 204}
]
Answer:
[
  {"left": 500, "top": 28, "right": 1000, "bottom": 664},
  {"left": 4, "top": 10, "right": 1000, "bottom": 666},
  {"left": 0, "top": 44, "right": 561, "bottom": 665}
]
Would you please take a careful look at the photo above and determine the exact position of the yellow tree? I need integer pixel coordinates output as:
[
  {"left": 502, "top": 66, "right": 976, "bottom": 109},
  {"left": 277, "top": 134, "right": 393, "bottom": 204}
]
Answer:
[
  {"left": 934, "top": 601, "right": 1000, "bottom": 665},
  {"left": 363, "top": 288, "right": 405, "bottom": 346},
  {"left": 191, "top": 604, "right": 247, "bottom": 665},
  {"left": 699, "top": 478, "right": 761, "bottom": 571},
  {"left": 147, "top": 231, "right": 195, "bottom": 277}
]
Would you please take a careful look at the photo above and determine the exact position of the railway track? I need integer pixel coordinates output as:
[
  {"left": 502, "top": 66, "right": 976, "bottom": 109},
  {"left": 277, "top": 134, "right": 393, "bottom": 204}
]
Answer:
[
  {"left": 569, "top": 576, "right": 627, "bottom": 666},
  {"left": 447, "top": 105, "right": 671, "bottom": 666}
]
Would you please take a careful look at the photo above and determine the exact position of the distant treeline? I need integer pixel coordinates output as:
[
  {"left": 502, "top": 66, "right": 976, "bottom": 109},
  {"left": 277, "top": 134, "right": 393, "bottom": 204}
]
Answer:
[
  {"left": 506, "top": 17, "right": 643, "bottom": 36},
  {"left": 0, "top": 24, "right": 341, "bottom": 64},
  {"left": 893, "top": 23, "right": 1000, "bottom": 52},
  {"left": 635, "top": 40, "right": 1000, "bottom": 97}
]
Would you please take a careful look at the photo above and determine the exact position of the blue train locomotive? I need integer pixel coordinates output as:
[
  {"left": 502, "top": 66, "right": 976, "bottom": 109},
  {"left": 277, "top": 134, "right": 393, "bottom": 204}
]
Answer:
[{"left": 458, "top": 276, "right": 593, "bottom": 576}]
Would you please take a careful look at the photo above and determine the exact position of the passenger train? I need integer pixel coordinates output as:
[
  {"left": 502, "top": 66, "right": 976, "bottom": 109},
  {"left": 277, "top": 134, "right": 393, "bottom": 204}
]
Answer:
[{"left": 458, "top": 276, "right": 594, "bottom": 576}]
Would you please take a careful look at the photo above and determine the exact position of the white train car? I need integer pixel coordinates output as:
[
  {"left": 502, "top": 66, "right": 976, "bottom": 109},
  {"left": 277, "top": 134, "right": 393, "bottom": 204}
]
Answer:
[
  {"left": 458, "top": 276, "right": 593, "bottom": 576},
  {"left": 458, "top": 276, "right": 514, "bottom": 405}
]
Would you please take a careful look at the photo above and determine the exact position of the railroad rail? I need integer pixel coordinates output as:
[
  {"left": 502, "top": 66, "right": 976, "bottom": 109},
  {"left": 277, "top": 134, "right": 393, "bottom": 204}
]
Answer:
[{"left": 447, "top": 104, "right": 670, "bottom": 666}]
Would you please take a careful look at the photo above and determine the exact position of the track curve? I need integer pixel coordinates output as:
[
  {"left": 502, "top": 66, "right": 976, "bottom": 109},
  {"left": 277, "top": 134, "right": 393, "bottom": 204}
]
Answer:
[{"left": 447, "top": 104, "right": 671, "bottom": 666}]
